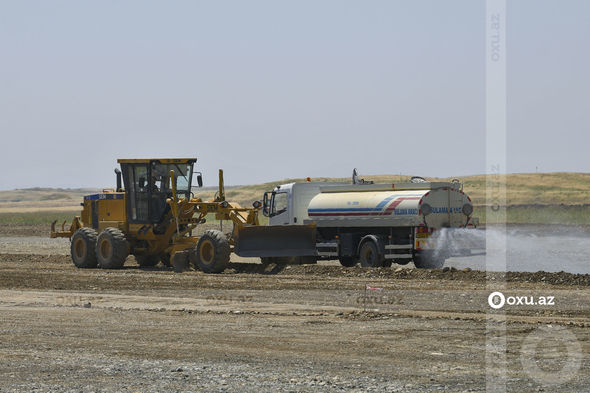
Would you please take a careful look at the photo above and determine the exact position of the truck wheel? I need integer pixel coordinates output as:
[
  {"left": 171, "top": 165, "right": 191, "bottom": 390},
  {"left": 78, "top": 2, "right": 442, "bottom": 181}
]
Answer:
[
  {"left": 96, "top": 228, "right": 129, "bottom": 269},
  {"left": 194, "top": 230, "right": 230, "bottom": 273},
  {"left": 71, "top": 228, "right": 98, "bottom": 268},
  {"left": 136, "top": 254, "right": 160, "bottom": 267},
  {"left": 413, "top": 252, "right": 445, "bottom": 269},
  {"left": 359, "top": 241, "right": 384, "bottom": 268},
  {"left": 339, "top": 257, "right": 358, "bottom": 267}
]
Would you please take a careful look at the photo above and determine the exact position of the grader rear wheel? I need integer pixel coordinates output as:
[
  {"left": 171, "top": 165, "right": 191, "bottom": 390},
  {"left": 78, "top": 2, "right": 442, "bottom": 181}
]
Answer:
[
  {"left": 96, "top": 228, "right": 129, "bottom": 269},
  {"left": 70, "top": 228, "right": 98, "bottom": 268},
  {"left": 193, "top": 230, "right": 230, "bottom": 273}
]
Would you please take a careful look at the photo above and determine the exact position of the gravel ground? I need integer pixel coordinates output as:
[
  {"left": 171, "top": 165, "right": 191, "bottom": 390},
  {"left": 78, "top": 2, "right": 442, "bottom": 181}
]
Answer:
[
  {"left": 1, "top": 301, "right": 586, "bottom": 393},
  {"left": 0, "top": 230, "right": 588, "bottom": 392}
]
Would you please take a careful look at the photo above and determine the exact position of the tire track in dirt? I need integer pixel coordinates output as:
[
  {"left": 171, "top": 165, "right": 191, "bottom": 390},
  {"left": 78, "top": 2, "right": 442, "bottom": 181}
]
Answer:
[{"left": 1, "top": 289, "right": 588, "bottom": 327}]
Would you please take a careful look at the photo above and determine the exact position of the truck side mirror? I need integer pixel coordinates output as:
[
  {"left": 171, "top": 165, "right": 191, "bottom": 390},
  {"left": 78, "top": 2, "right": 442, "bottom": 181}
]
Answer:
[
  {"left": 196, "top": 174, "right": 203, "bottom": 188},
  {"left": 262, "top": 192, "right": 271, "bottom": 217}
]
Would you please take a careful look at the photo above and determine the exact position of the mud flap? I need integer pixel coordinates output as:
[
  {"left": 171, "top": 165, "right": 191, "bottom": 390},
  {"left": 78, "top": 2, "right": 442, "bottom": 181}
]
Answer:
[{"left": 233, "top": 225, "right": 316, "bottom": 258}]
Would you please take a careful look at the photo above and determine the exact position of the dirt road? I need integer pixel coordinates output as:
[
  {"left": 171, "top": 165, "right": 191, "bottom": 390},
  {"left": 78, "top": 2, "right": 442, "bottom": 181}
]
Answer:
[
  {"left": 0, "top": 222, "right": 589, "bottom": 392},
  {"left": 0, "top": 247, "right": 588, "bottom": 392}
]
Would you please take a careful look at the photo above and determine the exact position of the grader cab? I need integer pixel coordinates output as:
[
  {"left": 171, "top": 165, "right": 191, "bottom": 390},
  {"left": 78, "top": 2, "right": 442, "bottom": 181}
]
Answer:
[{"left": 51, "top": 158, "right": 260, "bottom": 273}]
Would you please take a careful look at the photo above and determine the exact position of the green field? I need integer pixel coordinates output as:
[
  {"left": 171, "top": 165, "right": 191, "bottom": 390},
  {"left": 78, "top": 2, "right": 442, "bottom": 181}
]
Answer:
[{"left": 0, "top": 211, "right": 79, "bottom": 226}]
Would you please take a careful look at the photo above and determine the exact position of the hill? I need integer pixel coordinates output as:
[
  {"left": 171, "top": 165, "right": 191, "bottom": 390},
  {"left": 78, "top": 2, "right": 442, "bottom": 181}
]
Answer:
[
  {"left": 210, "top": 172, "right": 590, "bottom": 208},
  {"left": 1, "top": 173, "right": 589, "bottom": 225}
]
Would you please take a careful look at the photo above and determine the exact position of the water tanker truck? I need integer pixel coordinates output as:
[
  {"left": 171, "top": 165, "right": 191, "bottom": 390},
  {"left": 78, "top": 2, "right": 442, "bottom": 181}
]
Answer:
[{"left": 233, "top": 170, "right": 478, "bottom": 269}]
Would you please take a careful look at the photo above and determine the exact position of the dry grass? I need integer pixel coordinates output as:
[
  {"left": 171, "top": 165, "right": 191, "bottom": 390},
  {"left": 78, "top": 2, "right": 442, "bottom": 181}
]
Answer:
[
  {"left": 0, "top": 188, "right": 99, "bottom": 213},
  {"left": 200, "top": 172, "right": 590, "bottom": 207},
  {"left": 2, "top": 172, "right": 588, "bottom": 214}
]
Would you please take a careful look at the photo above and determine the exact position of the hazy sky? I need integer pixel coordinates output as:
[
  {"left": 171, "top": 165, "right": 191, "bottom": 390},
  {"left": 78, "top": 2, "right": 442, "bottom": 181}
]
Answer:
[{"left": 1, "top": 1, "right": 588, "bottom": 189}]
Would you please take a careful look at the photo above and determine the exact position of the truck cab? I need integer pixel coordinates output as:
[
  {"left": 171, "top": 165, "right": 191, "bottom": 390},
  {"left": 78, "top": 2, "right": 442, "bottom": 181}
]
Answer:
[{"left": 263, "top": 182, "right": 346, "bottom": 225}]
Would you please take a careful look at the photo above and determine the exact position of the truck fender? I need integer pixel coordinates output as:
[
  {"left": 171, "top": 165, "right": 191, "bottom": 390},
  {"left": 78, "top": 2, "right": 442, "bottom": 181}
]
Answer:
[{"left": 356, "top": 235, "right": 385, "bottom": 257}]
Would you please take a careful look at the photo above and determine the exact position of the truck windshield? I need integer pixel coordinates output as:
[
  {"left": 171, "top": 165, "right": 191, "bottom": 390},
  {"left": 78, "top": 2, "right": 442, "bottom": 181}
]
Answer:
[{"left": 271, "top": 192, "right": 288, "bottom": 216}]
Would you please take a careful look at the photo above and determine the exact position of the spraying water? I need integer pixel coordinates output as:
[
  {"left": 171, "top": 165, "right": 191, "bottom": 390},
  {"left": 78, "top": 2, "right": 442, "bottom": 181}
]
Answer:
[{"left": 432, "top": 226, "right": 590, "bottom": 274}]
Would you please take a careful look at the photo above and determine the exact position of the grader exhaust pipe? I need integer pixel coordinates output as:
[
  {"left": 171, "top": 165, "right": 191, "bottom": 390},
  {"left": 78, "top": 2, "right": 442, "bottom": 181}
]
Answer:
[{"left": 114, "top": 168, "right": 122, "bottom": 191}]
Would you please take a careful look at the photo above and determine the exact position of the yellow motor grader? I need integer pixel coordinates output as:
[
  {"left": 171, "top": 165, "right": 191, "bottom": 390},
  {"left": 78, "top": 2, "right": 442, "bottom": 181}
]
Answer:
[{"left": 50, "top": 158, "right": 261, "bottom": 273}]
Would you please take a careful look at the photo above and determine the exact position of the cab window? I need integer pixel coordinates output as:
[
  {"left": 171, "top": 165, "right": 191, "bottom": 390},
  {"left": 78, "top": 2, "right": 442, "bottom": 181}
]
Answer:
[{"left": 271, "top": 192, "right": 288, "bottom": 216}]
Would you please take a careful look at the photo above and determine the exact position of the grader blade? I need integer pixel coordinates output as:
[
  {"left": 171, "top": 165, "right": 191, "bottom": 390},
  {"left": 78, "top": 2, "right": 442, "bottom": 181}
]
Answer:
[
  {"left": 50, "top": 217, "right": 81, "bottom": 239},
  {"left": 234, "top": 225, "right": 316, "bottom": 257}
]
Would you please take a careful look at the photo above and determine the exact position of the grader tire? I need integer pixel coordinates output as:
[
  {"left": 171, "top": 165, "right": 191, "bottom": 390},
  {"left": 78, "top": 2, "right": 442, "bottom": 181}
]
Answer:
[
  {"left": 96, "top": 228, "right": 128, "bottom": 269},
  {"left": 71, "top": 228, "right": 98, "bottom": 268},
  {"left": 136, "top": 254, "right": 160, "bottom": 267},
  {"left": 194, "top": 230, "right": 230, "bottom": 273}
]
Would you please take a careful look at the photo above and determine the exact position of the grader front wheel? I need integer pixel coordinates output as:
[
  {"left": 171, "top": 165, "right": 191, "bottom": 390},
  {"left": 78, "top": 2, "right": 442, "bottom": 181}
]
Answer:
[
  {"left": 71, "top": 228, "right": 98, "bottom": 268},
  {"left": 193, "top": 230, "right": 230, "bottom": 273}
]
